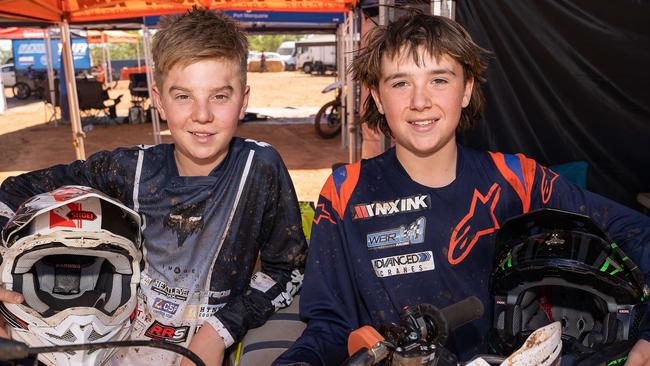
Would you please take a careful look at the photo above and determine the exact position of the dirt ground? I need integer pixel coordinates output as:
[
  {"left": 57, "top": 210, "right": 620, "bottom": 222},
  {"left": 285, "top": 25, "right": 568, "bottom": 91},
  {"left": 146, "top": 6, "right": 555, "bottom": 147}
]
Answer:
[{"left": 0, "top": 71, "right": 347, "bottom": 203}]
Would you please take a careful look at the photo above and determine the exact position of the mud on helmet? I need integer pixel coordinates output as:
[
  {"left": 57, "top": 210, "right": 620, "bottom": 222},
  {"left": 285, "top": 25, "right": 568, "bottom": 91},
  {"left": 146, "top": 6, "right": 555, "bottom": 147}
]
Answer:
[
  {"left": 489, "top": 208, "right": 649, "bottom": 365},
  {"left": 0, "top": 186, "right": 142, "bottom": 366}
]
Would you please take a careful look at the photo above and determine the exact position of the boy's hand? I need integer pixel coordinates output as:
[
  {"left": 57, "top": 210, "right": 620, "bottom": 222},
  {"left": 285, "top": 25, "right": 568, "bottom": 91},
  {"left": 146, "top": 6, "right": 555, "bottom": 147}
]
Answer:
[
  {"left": 181, "top": 323, "right": 225, "bottom": 366},
  {"left": 626, "top": 339, "right": 650, "bottom": 366},
  {"left": 0, "top": 287, "right": 23, "bottom": 339}
]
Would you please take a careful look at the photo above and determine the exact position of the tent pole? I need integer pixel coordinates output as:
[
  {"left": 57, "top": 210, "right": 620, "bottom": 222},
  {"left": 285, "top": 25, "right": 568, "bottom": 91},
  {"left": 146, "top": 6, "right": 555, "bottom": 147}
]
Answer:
[
  {"left": 142, "top": 25, "right": 161, "bottom": 144},
  {"left": 44, "top": 26, "right": 57, "bottom": 126},
  {"left": 378, "top": 0, "right": 393, "bottom": 154},
  {"left": 59, "top": 21, "right": 86, "bottom": 160},
  {"left": 136, "top": 38, "right": 141, "bottom": 68},
  {"left": 101, "top": 34, "right": 108, "bottom": 83},
  {"left": 107, "top": 42, "right": 113, "bottom": 84}
]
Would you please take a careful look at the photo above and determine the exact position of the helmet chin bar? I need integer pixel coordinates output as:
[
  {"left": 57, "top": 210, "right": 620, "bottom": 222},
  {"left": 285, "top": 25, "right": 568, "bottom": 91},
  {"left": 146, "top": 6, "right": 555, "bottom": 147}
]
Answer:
[{"left": 27, "top": 314, "right": 129, "bottom": 366}]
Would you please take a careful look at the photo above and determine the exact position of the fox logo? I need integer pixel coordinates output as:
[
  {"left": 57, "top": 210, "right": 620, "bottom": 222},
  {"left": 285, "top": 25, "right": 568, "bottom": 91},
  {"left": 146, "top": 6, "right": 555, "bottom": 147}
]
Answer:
[{"left": 448, "top": 184, "right": 501, "bottom": 265}]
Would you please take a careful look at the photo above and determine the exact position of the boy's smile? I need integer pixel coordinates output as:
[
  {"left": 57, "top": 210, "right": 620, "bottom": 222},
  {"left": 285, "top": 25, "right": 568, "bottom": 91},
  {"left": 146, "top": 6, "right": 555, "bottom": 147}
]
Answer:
[
  {"left": 153, "top": 59, "right": 249, "bottom": 176},
  {"left": 371, "top": 49, "right": 473, "bottom": 162}
]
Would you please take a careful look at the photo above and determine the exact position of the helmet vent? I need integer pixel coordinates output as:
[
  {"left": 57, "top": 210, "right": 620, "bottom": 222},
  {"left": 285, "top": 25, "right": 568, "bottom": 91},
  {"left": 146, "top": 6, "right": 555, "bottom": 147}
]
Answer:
[
  {"left": 46, "top": 329, "right": 77, "bottom": 343},
  {"left": 88, "top": 328, "right": 105, "bottom": 342}
]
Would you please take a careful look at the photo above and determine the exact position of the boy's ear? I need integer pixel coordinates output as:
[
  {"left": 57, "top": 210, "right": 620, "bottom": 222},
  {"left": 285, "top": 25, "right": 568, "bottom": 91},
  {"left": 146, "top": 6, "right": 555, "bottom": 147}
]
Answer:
[
  {"left": 238, "top": 85, "right": 250, "bottom": 120},
  {"left": 151, "top": 84, "right": 167, "bottom": 120},
  {"left": 462, "top": 76, "right": 475, "bottom": 108},
  {"left": 370, "top": 87, "right": 385, "bottom": 115}
]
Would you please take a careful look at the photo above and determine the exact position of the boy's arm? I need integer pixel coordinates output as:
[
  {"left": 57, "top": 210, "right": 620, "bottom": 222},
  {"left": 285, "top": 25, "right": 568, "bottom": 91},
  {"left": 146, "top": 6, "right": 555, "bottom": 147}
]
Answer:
[
  {"left": 0, "top": 150, "right": 130, "bottom": 226},
  {"left": 206, "top": 158, "right": 309, "bottom": 347},
  {"left": 274, "top": 176, "right": 360, "bottom": 366}
]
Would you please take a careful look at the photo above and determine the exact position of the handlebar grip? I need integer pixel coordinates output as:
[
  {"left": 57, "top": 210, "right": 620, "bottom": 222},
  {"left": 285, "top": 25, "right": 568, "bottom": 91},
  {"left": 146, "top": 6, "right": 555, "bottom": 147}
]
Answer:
[
  {"left": 440, "top": 296, "right": 484, "bottom": 331},
  {"left": 342, "top": 347, "right": 376, "bottom": 366},
  {"left": 347, "top": 325, "right": 384, "bottom": 356}
]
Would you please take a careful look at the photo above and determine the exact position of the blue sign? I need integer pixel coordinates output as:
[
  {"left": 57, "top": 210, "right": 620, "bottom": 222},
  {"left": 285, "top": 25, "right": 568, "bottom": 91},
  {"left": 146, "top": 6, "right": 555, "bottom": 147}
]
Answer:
[
  {"left": 145, "top": 11, "right": 343, "bottom": 26},
  {"left": 12, "top": 38, "right": 91, "bottom": 70}
]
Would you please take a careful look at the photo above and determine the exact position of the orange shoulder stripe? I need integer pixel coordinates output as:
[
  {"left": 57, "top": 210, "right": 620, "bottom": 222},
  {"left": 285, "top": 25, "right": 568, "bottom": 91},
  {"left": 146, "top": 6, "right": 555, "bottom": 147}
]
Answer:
[
  {"left": 489, "top": 152, "right": 537, "bottom": 213},
  {"left": 319, "top": 161, "right": 361, "bottom": 219}
]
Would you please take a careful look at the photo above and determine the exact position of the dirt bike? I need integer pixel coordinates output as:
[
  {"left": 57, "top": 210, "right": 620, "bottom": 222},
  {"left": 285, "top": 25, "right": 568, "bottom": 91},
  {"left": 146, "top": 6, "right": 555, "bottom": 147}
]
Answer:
[
  {"left": 0, "top": 337, "right": 206, "bottom": 366},
  {"left": 343, "top": 296, "right": 562, "bottom": 366},
  {"left": 314, "top": 81, "right": 343, "bottom": 139},
  {"left": 12, "top": 73, "right": 45, "bottom": 101}
]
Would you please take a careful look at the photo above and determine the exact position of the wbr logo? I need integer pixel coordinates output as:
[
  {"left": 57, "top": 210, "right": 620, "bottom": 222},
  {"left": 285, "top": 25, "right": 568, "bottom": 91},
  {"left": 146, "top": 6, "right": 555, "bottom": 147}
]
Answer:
[
  {"left": 144, "top": 321, "right": 189, "bottom": 343},
  {"left": 372, "top": 251, "right": 435, "bottom": 278},
  {"left": 367, "top": 217, "right": 426, "bottom": 250},
  {"left": 352, "top": 195, "right": 430, "bottom": 220}
]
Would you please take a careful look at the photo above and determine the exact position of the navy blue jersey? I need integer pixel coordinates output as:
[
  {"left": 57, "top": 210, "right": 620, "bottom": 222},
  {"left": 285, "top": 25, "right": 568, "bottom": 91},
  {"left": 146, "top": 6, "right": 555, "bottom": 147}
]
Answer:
[
  {"left": 0, "top": 137, "right": 307, "bottom": 365},
  {"left": 275, "top": 144, "right": 650, "bottom": 366}
]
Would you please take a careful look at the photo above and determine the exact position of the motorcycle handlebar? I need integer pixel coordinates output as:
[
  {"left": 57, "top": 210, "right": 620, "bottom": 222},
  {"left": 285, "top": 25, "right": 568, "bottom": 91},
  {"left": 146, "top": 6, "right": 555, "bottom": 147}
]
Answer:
[
  {"left": 344, "top": 296, "right": 484, "bottom": 366},
  {"left": 440, "top": 296, "right": 484, "bottom": 331},
  {"left": 0, "top": 338, "right": 206, "bottom": 366}
]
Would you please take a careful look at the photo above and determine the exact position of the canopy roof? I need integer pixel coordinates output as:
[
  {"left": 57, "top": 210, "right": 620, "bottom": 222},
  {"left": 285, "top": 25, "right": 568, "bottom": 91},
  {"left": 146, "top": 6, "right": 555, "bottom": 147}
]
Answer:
[
  {"left": 0, "top": 27, "right": 45, "bottom": 38},
  {"left": 0, "top": 0, "right": 356, "bottom": 23},
  {"left": 87, "top": 29, "right": 137, "bottom": 44}
]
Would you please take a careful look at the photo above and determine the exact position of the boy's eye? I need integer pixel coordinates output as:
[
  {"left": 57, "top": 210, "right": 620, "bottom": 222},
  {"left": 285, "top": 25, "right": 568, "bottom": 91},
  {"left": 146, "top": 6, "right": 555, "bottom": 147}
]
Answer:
[
  {"left": 174, "top": 94, "right": 190, "bottom": 101},
  {"left": 432, "top": 78, "right": 448, "bottom": 85},
  {"left": 392, "top": 81, "right": 408, "bottom": 88}
]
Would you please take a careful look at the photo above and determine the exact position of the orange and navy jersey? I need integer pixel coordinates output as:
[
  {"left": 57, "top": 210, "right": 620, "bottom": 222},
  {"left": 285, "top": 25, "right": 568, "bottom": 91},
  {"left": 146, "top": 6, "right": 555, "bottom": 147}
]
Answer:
[{"left": 276, "top": 144, "right": 650, "bottom": 366}]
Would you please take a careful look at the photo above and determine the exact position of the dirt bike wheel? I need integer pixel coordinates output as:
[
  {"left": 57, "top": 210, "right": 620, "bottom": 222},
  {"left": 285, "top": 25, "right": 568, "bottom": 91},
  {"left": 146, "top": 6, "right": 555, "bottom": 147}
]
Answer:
[
  {"left": 12, "top": 82, "right": 31, "bottom": 100},
  {"left": 315, "top": 100, "right": 342, "bottom": 139},
  {"left": 35, "top": 87, "right": 45, "bottom": 100}
]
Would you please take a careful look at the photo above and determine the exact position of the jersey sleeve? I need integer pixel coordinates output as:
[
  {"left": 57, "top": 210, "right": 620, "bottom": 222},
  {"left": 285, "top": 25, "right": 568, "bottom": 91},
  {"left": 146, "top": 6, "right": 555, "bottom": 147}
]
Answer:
[
  {"left": 209, "top": 152, "right": 308, "bottom": 347},
  {"left": 0, "top": 149, "right": 134, "bottom": 226},
  {"left": 274, "top": 165, "right": 361, "bottom": 366}
]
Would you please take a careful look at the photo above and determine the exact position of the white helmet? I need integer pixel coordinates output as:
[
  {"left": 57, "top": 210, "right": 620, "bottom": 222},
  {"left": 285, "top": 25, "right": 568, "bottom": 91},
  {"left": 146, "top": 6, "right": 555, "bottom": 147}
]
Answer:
[{"left": 0, "top": 186, "right": 142, "bottom": 366}]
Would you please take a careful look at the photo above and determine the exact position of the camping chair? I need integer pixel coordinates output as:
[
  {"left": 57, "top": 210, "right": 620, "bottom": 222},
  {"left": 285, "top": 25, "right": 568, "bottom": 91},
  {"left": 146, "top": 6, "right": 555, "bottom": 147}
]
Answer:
[
  {"left": 76, "top": 78, "right": 123, "bottom": 119},
  {"left": 128, "top": 72, "right": 149, "bottom": 107},
  {"left": 43, "top": 78, "right": 123, "bottom": 120},
  {"left": 127, "top": 72, "right": 150, "bottom": 124}
]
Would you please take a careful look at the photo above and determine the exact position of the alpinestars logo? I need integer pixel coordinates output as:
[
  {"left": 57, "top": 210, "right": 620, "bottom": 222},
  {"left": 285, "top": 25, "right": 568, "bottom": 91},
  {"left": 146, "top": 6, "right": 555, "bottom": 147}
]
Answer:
[
  {"left": 367, "top": 217, "right": 426, "bottom": 250},
  {"left": 371, "top": 251, "right": 435, "bottom": 277},
  {"left": 352, "top": 195, "right": 430, "bottom": 220}
]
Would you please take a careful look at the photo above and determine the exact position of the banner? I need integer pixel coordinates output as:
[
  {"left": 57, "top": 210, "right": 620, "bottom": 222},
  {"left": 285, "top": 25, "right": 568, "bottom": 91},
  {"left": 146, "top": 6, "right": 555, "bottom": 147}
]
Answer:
[{"left": 12, "top": 38, "right": 91, "bottom": 70}]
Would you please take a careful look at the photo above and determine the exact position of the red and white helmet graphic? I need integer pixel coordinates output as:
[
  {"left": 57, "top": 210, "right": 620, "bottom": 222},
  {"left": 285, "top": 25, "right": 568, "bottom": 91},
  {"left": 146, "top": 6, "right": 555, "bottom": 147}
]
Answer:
[{"left": 0, "top": 186, "right": 142, "bottom": 366}]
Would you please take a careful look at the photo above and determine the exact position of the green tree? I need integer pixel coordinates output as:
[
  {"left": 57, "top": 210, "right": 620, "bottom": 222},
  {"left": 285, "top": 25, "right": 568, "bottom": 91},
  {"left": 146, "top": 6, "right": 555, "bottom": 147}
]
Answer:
[
  {"left": 0, "top": 49, "right": 11, "bottom": 64},
  {"left": 248, "top": 34, "right": 301, "bottom": 53},
  {"left": 90, "top": 31, "right": 144, "bottom": 65}
]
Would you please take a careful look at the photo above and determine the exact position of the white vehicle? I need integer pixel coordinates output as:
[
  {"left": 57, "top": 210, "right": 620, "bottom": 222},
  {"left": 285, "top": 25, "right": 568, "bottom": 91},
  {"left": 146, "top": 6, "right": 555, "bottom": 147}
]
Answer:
[
  {"left": 295, "top": 35, "right": 337, "bottom": 74},
  {"left": 276, "top": 41, "right": 296, "bottom": 71},
  {"left": 1, "top": 63, "right": 16, "bottom": 87}
]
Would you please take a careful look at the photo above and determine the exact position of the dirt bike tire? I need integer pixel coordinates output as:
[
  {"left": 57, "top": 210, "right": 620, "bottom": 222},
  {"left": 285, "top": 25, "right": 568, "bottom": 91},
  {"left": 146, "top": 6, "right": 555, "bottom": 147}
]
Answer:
[
  {"left": 12, "top": 82, "right": 31, "bottom": 100},
  {"left": 315, "top": 100, "right": 342, "bottom": 139}
]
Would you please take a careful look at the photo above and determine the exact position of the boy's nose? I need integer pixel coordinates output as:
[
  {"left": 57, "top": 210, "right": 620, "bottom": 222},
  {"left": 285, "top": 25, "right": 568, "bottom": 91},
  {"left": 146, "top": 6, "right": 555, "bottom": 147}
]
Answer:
[
  {"left": 410, "top": 86, "right": 433, "bottom": 111},
  {"left": 191, "top": 101, "right": 213, "bottom": 123}
]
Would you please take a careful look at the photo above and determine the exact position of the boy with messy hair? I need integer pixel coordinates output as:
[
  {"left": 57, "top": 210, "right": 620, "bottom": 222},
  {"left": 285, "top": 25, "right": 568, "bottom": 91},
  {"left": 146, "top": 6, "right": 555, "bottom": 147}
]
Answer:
[
  {"left": 0, "top": 8, "right": 307, "bottom": 366},
  {"left": 275, "top": 12, "right": 650, "bottom": 366}
]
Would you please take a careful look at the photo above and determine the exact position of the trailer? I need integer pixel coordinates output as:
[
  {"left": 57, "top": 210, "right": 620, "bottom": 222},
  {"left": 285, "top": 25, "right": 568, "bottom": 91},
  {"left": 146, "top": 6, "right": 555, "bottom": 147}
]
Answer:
[{"left": 295, "top": 34, "right": 336, "bottom": 75}]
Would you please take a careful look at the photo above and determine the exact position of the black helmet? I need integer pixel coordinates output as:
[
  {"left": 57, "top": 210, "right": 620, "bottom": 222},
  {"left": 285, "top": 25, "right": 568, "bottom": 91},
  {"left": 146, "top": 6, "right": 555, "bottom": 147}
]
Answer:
[{"left": 489, "top": 208, "right": 649, "bottom": 365}]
